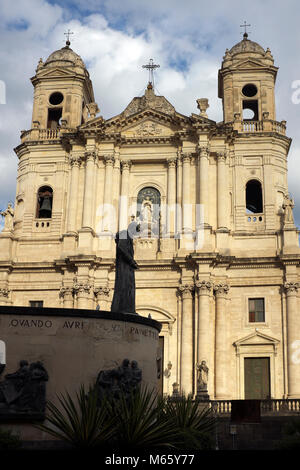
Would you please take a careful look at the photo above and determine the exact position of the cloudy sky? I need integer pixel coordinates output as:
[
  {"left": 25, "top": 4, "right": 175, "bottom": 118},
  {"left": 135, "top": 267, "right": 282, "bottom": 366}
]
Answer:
[{"left": 1, "top": 0, "right": 300, "bottom": 230}]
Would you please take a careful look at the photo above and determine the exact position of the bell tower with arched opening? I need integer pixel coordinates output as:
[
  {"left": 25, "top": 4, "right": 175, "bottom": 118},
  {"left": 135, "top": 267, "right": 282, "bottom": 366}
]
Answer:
[
  {"left": 31, "top": 39, "right": 96, "bottom": 129},
  {"left": 218, "top": 32, "right": 278, "bottom": 123}
]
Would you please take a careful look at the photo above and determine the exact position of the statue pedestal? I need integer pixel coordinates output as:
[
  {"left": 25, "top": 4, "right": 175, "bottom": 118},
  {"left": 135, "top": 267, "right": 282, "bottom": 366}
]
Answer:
[
  {"left": 0, "top": 232, "right": 13, "bottom": 261},
  {"left": 0, "top": 305, "right": 161, "bottom": 443},
  {"left": 196, "top": 391, "right": 210, "bottom": 402}
]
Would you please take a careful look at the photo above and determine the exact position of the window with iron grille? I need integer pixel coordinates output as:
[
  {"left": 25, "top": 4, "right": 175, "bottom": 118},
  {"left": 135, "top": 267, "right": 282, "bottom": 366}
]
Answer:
[{"left": 248, "top": 298, "right": 265, "bottom": 322}]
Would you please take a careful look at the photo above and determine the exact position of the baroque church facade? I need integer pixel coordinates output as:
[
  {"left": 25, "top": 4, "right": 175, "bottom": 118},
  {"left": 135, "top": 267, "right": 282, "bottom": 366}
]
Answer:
[{"left": 0, "top": 33, "right": 300, "bottom": 400}]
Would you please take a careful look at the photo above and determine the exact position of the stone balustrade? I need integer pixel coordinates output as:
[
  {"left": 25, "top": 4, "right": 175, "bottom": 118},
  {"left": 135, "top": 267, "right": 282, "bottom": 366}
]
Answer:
[
  {"left": 210, "top": 399, "right": 300, "bottom": 415},
  {"left": 20, "top": 128, "right": 77, "bottom": 143},
  {"left": 232, "top": 119, "right": 286, "bottom": 135}
]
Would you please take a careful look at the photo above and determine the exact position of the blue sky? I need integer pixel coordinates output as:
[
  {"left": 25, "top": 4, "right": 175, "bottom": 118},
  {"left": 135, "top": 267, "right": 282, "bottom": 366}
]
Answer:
[{"left": 0, "top": 0, "right": 300, "bottom": 232}]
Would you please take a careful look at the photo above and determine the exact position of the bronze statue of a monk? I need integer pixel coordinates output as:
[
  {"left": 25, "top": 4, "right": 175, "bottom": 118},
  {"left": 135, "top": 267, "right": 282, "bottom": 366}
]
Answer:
[{"left": 111, "top": 222, "right": 139, "bottom": 314}]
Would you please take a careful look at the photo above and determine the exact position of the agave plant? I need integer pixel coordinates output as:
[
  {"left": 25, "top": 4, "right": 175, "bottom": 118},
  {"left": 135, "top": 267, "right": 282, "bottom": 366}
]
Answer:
[
  {"left": 36, "top": 384, "right": 115, "bottom": 449},
  {"left": 105, "top": 386, "right": 177, "bottom": 450},
  {"left": 163, "top": 396, "right": 216, "bottom": 450}
]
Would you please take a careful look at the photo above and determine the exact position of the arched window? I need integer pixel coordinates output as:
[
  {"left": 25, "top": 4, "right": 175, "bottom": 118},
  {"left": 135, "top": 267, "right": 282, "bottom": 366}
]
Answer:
[
  {"left": 36, "top": 186, "right": 53, "bottom": 219},
  {"left": 136, "top": 187, "right": 161, "bottom": 237},
  {"left": 246, "top": 180, "right": 263, "bottom": 213}
]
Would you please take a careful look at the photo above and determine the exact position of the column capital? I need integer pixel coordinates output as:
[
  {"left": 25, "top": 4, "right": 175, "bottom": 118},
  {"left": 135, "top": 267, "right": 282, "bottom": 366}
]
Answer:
[
  {"left": 178, "top": 283, "right": 194, "bottom": 298},
  {"left": 216, "top": 151, "right": 227, "bottom": 162},
  {"left": 213, "top": 283, "right": 230, "bottom": 297},
  {"left": 59, "top": 286, "right": 73, "bottom": 298},
  {"left": 84, "top": 150, "right": 97, "bottom": 162},
  {"left": 284, "top": 282, "right": 299, "bottom": 295},
  {"left": 73, "top": 282, "right": 91, "bottom": 295},
  {"left": 69, "top": 154, "right": 82, "bottom": 167},
  {"left": 94, "top": 286, "right": 110, "bottom": 297},
  {"left": 167, "top": 157, "right": 177, "bottom": 168},
  {"left": 181, "top": 152, "right": 193, "bottom": 164},
  {"left": 0, "top": 288, "right": 9, "bottom": 298},
  {"left": 103, "top": 155, "right": 115, "bottom": 166},
  {"left": 196, "top": 280, "right": 212, "bottom": 295},
  {"left": 198, "top": 145, "right": 210, "bottom": 158},
  {"left": 120, "top": 160, "right": 132, "bottom": 171}
]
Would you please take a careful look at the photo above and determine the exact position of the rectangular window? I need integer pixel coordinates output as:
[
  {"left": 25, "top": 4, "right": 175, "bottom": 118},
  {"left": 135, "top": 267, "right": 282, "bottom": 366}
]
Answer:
[
  {"left": 29, "top": 301, "right": 43, "bottom": 308},
  {"left": 249, "top": 298, "right": 265, "bottom": 322}
]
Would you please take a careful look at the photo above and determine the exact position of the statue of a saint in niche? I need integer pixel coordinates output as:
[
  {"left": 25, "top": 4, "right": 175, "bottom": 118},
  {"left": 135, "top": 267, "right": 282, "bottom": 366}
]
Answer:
[{"left": 111, "top": 221, "right": 140, "bottom": 314}]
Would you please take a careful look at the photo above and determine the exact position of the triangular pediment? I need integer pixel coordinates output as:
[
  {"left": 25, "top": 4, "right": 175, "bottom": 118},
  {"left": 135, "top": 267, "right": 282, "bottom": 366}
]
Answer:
[
  {"left": 35, "top": 67, "right": 76, "bottom": 79},
  {"left": 233, "top": 330, "right": 280, "bottom": 347},
  {"left": 232, "top": 59, "right": 266, "bottom": 70},
  {"left": 81, "top": 107, "right": 188, "bottom": 135}
]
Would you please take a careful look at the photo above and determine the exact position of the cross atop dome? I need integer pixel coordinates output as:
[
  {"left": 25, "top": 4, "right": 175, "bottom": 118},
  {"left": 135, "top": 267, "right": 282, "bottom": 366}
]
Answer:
[
  {"left": 240, "top": 21, "right": 251, "bottom": 39},
  {"left": 64, "top": 29, "right": 74, "bottom": 47}
]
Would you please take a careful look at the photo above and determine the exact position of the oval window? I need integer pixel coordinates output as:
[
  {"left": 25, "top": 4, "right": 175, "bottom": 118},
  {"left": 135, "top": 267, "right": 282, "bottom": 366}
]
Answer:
[
  {"left": 242, "top": 84, "right": 257, "bottom": 98},
  {"left": 49, "top": 92, "right": 64, "bottom": 105}
]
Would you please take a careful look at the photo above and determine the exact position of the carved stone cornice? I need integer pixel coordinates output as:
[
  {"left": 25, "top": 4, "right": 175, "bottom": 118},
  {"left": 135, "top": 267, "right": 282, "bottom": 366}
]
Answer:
[
  {"left": 213, "top": 283, "right": 230, "bottom": 297},
  {"left": 178, "top": 283, "right": 194, "bottom": 299},
  {"left": 195, "top": 280, "right": 212, "bottom": 295},
  {"left": 120, "top": 160, "right": 132, "bottom": 171},
  {"left": 284, "top": 282, "right": 299, "bottom": 296}
]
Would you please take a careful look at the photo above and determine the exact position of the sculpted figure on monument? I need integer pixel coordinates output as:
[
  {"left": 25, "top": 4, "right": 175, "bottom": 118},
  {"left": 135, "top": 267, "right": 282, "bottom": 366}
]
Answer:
[
  {"left": 197, "top": 360, "right": 209, "bottom": 391},
  {"left": 0, "top": 203, "right": 14, "bottom": 232},
  {"left": 0, "top": 360, "right": 48, "bottom": 414},
  {"left": 96, "top": 359, "right": 142, "bottom": 402},
  {"left": 282, "top": 194, "right": 295, "bottom": 224},
  {"left": 111, "top": 222, "right": 140, "bottom": 314}
]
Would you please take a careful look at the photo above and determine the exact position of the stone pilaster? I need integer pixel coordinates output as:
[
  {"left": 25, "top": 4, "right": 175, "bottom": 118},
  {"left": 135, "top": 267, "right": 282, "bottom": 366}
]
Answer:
[
  {"left": 102, "top": 155, "right": 115, "bottom": 232},
  {"left": 214, "top": 282, "right": 230, "bottom": 399},
  {"left": 176, "top": 153, "right": 182, "bottom": 236},
  {"left": 119, "top": 160, "right": 132, "bottom": 231},
  {"left": 195, "top": 280, "right": 212, "bottom": 367},
  {"left": 198, "top": 146, "right": 210, "bottom": 225},
  {"left": 216, "top": 151, "right": 228, "bottom": 230},
  {"left": 284, "top": 282, "right": 300, "bottom": 398},
  {"left": 181, "top": 153, "right": 192, "bottom": 233},
  {"left": 178, "top": 283, "right": 194, "bottom": 395},
  {"left": 167, "top": 158, "right": 176, "bottom": 236},
  {"left": 67, "top": 154, "right": 81, "bottom": 233},
  {"left": 73, "top": 282, "right": 91, "bottom": 309},
  {"left": 94, "top": 286, "right": 111, "bottom": 311},
  {"left": 59, "top": 287, "right": 74, "bottom": 308},
  {"left": 82, "top": 151, "right": 97, "bottom": 229}
]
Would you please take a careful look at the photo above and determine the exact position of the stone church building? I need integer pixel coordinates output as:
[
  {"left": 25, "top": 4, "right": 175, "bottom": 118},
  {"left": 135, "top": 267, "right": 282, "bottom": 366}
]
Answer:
[{"left": 0, "top": 32, "right": 300, "bottom": 400}]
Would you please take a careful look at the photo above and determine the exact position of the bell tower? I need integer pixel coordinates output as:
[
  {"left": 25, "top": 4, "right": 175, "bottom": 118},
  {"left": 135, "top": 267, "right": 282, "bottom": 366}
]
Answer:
[
  {"left": 30, "top": 38, "right": 95, "bottom": 129},
  {"left": 218, "top": 32, "right": 278, "bottom": 123}
]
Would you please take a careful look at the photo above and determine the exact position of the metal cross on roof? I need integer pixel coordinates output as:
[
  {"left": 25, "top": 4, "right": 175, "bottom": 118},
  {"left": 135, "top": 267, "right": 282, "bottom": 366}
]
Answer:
[
  {"left": 142, "top": 59, "right": 160, "bottom": 87},
  {"left": 64, "top": 29, "right": 74, "bottom": 46},
  {"left": 240, "top": 21, "right": 251, "bottom": 38}
]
